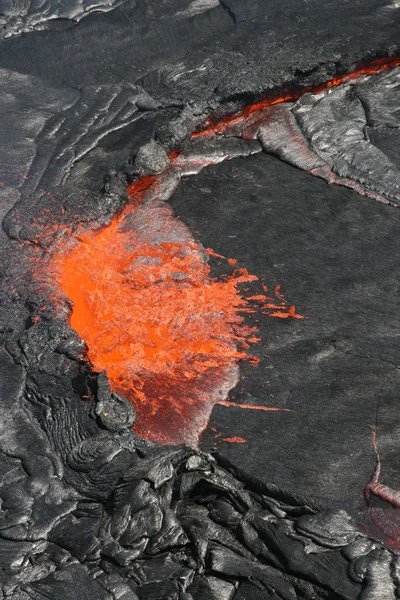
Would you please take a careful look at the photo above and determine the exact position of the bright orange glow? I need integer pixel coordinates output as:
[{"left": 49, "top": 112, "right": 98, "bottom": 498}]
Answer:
[
  {"left": 222, "top": 436, "right": 247, "bottom": 443},
  {"left": 52, "top": 213, "right": 258, "bottom": 445},
  {"left": 52, "top": 178, "right": 301, "bottom": 446},
  {"left": 51, "top": 161, "right": 305, "bottom": 446}
]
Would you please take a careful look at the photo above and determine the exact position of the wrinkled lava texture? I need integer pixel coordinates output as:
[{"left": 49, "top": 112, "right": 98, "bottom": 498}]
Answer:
[{"left": 1, "top": 1, "right": 400, "bottom": 599}]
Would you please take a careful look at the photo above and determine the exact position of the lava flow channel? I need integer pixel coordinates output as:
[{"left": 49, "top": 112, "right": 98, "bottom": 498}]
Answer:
[{"left": 192, "top": 55, "right": 400, "bottom": 139}]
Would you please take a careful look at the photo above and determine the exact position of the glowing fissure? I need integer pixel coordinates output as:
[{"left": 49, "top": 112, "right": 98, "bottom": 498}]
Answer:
[
  {"left": 51, "top": 57, "right": 398, "bottom": 447},
  {"left": 192, "top": 55, "right": 400, "bottom": 139}
]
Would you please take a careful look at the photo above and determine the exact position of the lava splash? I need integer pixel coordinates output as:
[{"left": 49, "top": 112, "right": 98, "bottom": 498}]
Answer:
[{"left": 52, "top": 166, "right": 301, "bottom": 446}]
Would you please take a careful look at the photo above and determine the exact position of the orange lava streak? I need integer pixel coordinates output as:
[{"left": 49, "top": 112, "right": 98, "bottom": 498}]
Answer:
[
  {"left": 205, "top": 247, "right": 237, "bottom": 266},
  {"left": 217, "top": 399, "right": 292, "bottom": 412},
  {"left": 193, "top": 56, "right": 400, "bottom": 138}
]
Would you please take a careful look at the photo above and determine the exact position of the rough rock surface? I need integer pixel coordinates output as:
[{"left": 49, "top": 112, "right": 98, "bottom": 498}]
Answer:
[
  {"left": 0, "top": 0, "right": 126, "bottom": 40},
  {"left": 0, "top": 0, "right": 399, "bottom": 598}
]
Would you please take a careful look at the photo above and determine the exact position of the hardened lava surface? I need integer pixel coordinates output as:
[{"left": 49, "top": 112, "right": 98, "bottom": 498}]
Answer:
[
  {"left": 0, "top": 1, "right": 400, "bottom": 598},
  {"left": 173, "top": 150, "right": 400, "bottom": 506}
]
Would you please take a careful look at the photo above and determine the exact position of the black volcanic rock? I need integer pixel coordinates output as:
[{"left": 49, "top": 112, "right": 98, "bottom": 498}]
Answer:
[
  {"left": 292, "top": 68, "right": 400, "bottom": 204},
  {"left": 0, "top": 0, "right": 398, "bottom": 102},
  {"left": 171, "top": 150, "right": 400, "bottom": 509},
  {"left": 0, "top": 1, "right": 399, "bottom": 599}
]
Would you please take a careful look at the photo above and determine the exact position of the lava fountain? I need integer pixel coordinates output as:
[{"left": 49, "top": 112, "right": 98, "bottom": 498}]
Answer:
[{"left": 51, "top": 159, "right": 301, "bottom": 446}]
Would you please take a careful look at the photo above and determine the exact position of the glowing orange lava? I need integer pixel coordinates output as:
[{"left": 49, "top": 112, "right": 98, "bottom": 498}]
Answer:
[
  {"left": 51, "top": 157, "right": 303, "bottom": 446},
  {"left": 52, "top": 177, "right": 292, "bottom": 446},
  {"left": 217, "top": 399, "right": 292, "bottom": 412},
  {"left": 52, "top": 188, "right": 300, "bottom": 446}
]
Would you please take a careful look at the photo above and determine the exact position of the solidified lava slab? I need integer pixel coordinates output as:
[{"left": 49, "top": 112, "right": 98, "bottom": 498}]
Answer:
[
  {"left": 171, "top": 150, "right": 400, "bottom": 508},
  {"left": 0, "top": 0, "right": 398, "bottom": 103}
]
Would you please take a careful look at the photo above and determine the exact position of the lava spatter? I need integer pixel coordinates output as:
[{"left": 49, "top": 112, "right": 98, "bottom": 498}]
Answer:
[
  {"left": 52, "top": 187, "right": 301, "bottom": 446},
  {"left": 51, "top": 137, "right": 303, "bottom": 446},
  {"left": 52, "top": 178, "right": 284, "bottom": 446}
]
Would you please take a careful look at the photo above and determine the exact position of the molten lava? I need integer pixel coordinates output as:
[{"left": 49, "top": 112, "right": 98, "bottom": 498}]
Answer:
[
  {"left": 52, "top": 163, "right": 303, "bottom": 446},
  {"left": 53, "top": 184, "right": 301, "bottom": 446},
  {"left": 193, "top": 55, "right": 400, "bottom": 138},
  {"left": 54, "top": 211, "right": 248, "bottom": 445}
]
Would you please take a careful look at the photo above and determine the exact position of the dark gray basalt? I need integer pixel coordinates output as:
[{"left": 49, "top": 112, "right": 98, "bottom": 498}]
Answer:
[
  {"left": 0, "top": 0, "right": 126, "bottom": 40},
  {"left": 0, "top": 0, "right": 400, "bottom": 598},
  {"left": 173, "top": 149, "right": 400, "bottom": 506}
]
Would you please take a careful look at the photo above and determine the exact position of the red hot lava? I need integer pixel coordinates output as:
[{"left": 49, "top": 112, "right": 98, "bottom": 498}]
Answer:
[
  {"left": 52, "top": 163, "right": 302, "bottom": 447},
  {"left": 193, "top": 55, "right": 400, "bottom": 138}
]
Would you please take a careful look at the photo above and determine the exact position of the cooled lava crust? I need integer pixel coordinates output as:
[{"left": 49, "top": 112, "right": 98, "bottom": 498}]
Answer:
[{"left": 0, "top": 1, "right": 400, "bottom": 599}]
